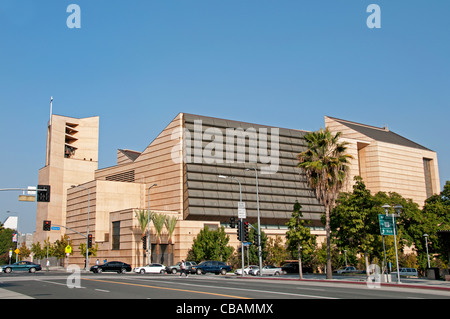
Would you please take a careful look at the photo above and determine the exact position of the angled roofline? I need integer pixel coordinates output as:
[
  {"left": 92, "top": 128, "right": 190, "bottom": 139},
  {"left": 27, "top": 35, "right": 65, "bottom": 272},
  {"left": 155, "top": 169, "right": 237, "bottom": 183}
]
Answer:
[{"left": 325, "top": 115, "right": 433, "bottom": 152}]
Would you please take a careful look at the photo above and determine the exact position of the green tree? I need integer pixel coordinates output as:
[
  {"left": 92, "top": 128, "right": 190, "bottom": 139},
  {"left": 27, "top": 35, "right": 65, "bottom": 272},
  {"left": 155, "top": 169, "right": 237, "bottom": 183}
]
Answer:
[
  {"left": 372, "top": 190, "right": 422, "bottom": 270},
  {"left": 331, "top": 176, "right": 380, "bottom": 272},
  {"left": 187, "top": 226, "right": 233, "bottom": 263},
  {"left": 31, "top": 241, "right": 47, "bottom": 260},
  {"left": 18, "top": 242, "right": 31, "bottom": 260},
  {"left": 0, "top": 226, "right": 15, "bottom": 264},
  {"left": 297, "top": 127, "right": 352, "bottom": 279},
  {"left": 53, "top": 235, "right": 72, "bottom": 259},
  {"left": 152, "top": 213, "right": 167, "bottom": 263},
  {"left": 78, "top": 242, "right": 98, "bottom": 263},
  {"left": 411, "top": 181, "right": 450, "bottom": 269},
  {"left": 247, "top": 224, "right": 268, "bottom": 265},
  {"left": 135, "top": 209, "right": 154, "bottom": 265},
  {"left": 286, "top": 201, "right": 316, "bottom": 278},
  {"left": 165, "top": 216, "right": 178, "bottom": 265},
  {"left": 265, "top": 236, "right": 288, "bottom": 267}
]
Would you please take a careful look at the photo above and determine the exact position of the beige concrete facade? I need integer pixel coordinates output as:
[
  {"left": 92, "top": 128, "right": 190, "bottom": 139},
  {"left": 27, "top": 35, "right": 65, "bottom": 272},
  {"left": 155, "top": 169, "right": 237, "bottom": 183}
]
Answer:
[
  {"left": 36, "top": 113, "right": 440, "bottom": 269},
  {"left": 35, "top": 115, "right": 99, "bottom": 244},
  {"left": 325, "top": 116, "right": 440, "bottom": 208}
]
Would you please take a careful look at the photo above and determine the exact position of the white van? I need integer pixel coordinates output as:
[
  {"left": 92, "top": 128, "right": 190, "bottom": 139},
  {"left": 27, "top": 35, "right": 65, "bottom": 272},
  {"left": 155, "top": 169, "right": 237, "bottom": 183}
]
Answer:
[{"left": 398, "top": 268, "right": 418, "bottom": 277}]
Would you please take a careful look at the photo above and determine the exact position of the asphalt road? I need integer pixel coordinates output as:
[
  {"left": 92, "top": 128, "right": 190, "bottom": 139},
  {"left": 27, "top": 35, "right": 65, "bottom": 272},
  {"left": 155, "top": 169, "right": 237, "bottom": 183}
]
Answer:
[{"left": 1, "top": 271, "right": 449, "bottom": 301}]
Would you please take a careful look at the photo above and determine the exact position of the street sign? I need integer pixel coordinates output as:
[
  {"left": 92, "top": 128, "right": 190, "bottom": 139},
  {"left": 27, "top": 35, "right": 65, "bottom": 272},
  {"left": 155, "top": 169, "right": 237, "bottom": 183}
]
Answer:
[
  {"left": 51, "top": 226, "right": 60, "bottom": 231},
  {"left": 378, "top": 214, "right": 397, "bottom": 236},
  {"left": 27, "top": 186, "right": 36, "bottom": 195},
  {"left": 238, "top": 202, "right": 246, "bottom": 219},
  {"left": 19, "top": 195, "right": 36, "bottom": 202},
  {"left": 14, "top": 248, "right": 20, "bottom": 255},
  {"left": 65, "top": 245, "right": 72, "bottom": 254}
]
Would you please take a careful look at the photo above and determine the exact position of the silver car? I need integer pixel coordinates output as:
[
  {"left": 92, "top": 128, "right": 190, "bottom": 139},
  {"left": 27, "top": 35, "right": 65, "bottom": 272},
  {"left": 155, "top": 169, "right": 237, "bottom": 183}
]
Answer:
[{"left": 250, "top": 265, "right": 283, "bottom": 276}]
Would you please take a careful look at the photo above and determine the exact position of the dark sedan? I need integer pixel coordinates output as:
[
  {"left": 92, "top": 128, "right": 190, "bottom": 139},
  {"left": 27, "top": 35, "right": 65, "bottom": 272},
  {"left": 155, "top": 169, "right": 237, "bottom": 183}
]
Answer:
[
  {"left": 2, "top": 261, "right": 42, "bottom": 273},
  {"left": 281, "top": 262, "right": 313, "bottom": 274},
  {"left": 192, "top": 260, "right": 232, "bottom": 275},
  {"left": 90, "top": 261, "right": 132, "bottom": 274}
]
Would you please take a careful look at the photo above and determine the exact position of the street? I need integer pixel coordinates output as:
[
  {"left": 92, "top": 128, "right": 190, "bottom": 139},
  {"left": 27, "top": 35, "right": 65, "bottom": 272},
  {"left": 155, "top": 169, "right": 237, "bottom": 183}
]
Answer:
[{"left": 1, "top": 271, "right": 449, "bottom": 300}]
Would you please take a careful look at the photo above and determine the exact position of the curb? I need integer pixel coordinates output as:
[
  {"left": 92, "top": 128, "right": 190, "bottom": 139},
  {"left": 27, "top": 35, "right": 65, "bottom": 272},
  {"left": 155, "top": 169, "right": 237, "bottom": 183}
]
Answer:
[{"left": 235, "top": 275, "right": 450, "bottom": 292}]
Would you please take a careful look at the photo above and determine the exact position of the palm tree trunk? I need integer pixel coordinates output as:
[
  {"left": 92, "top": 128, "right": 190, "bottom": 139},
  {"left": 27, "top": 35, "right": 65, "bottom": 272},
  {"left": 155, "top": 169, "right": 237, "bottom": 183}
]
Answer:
[
  {"left": 156, "top": 239, "right": 160, "bottom": 264},
  {"left": 325, "top": 205, "right": 333, "bottom": 279},
  {"left": 298, "top": 243, "right": 303, "bottom": 280}
]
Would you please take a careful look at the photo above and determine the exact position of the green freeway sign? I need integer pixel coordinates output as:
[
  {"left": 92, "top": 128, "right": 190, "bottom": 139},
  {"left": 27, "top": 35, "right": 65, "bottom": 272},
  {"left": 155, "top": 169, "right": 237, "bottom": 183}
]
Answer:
[{"left": 378, "top": 214, "right": 397, "bottom": 236}]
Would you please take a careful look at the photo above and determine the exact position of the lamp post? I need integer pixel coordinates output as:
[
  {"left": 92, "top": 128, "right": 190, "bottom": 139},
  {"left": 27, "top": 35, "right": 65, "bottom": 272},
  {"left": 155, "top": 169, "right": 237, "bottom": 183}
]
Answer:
[
  {"left": 244, "top": 167, "right": 263, "bottom": 277},
  {"left": 147, "top": 184, "right": 157, "bottom": 265},
  {"left": 382, "top": 204, "right": 402, "bottom": 284},
  {"left": 218, "top": 175, "right": 244, "bottom": 277},
  {"left": 424, "top": 233, "right": 431, "bottom": 269},
  {"left": 71, "top": 184, "right": 90, "bottom": 271}
]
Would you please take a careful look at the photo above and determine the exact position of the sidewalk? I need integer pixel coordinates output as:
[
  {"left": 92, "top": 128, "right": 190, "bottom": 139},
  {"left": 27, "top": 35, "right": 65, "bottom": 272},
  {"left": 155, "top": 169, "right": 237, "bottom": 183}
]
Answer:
[{"left": 247, "top": 273, "right": 450, "bottom": 291}]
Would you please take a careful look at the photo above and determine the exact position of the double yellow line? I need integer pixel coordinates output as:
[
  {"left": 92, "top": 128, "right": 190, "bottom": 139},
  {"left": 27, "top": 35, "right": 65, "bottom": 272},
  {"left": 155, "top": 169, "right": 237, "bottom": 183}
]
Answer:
[{"left": 83, "top": 278, "right": 251, "bottom": 299}]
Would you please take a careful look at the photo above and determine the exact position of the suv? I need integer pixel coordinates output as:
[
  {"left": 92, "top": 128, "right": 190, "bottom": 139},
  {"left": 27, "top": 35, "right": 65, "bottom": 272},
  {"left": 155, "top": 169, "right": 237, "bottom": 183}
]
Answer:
[
  {"left": 192, "top": 261, "right": 232, "bottom": 275},
  {"left": 166, "top": 261, "right": 197, "bottom": 274}
]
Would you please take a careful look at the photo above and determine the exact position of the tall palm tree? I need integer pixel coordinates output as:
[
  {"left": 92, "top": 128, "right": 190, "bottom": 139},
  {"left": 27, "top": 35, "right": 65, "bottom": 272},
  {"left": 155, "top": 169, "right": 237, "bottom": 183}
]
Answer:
[
  {"left": 165, "top": 216, "right": 178, "bottom": 265},
  {"left": 152, "top": 213, "right": 167, "bottom": 263},
  {"left": 135, "top": 209, "right": 154, "bottom": 265},
  {"left": 297, "top": 127, "right": 352, "bottom": 279}
]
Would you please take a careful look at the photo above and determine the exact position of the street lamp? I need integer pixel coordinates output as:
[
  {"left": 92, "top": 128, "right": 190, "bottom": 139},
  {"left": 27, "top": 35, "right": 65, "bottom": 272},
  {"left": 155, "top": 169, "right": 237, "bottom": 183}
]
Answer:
[
  {"left": 244, "top": 167, "right": 262, "bottom": 277},
  {"left": 382, "top": 204, "right": 402, "bottom": 284},
  {"left": 147, "top": 184, "right": 157, "bottom": 265},
  {"left": 218, "top": 174, "right": 244, "bottom": 276},
  {"left": 71, "top": 184, "right": 90, "bottom": 271},
  {"left": 218, "top": 175, "right": 242, "bottom": 201},
  {"left": 424, "top": 233, "right": 431, "bottom": 269}
]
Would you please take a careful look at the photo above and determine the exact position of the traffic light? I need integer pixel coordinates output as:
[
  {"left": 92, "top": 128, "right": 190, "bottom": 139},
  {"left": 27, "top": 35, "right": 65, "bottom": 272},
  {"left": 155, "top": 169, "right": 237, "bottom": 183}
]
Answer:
[
  {"left": 237, "top": 220, "right": 242, "bottom": 241},
  {"left": 88, "top": 234, "right": 93, "bottom": 248},
  {"left": 37, "top": 185, "right": 51, "bottom": 202},
  {"left": 254, "top": 233, "right": 260, "bottom": 247},
  {"left": 142, "top": 236, "right": 147, "bottom": 250},
  {"left": 43, "top": 220, "right": 51, "bottom": 231},
  {"left": 230, "top": 217, "right": 236, "bottom": 228},
  {"left": 243, "top": 221, "right": 249, "bottom": 242}
]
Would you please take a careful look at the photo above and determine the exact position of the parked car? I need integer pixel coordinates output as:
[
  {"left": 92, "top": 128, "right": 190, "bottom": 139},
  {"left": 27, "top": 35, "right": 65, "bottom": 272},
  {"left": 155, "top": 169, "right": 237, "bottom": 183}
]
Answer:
[
  {"left": 336, "top": 266, "right": 359, "bottom": 274},
  {"left": 134, "top": 263, "right": 166, "bottom": 274},
  {"left": 398, "top": 268, "right": 418, "bottom": 277},
  {"left": 251, "top": 265, "right": 283, "bottom": 276},
  {"left": 235, "top": 265, "right": 259, "bottom": 275},
  {"left": 90, "top": 261, "right": 131, "bottom": 274},
  {"left": 281, "top": 262, "right": 313, "bottom": 274},
  {"left": 166, "top": 261, "right": 197, "bottom": 274},
  {"left": 2, "top": 261, "right": 42, "bottom": 273},
  {"left": 192, "top": 260, "right": 232, "bottom": 275}
]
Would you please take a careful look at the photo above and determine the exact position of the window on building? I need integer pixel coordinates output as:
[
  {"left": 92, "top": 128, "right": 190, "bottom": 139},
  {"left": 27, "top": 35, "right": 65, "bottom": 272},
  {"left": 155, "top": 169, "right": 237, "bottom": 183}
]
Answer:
[
  {"left": 423, "top": 158, "right": 434, "bottom": 199},
  {"left": 112, "top": 221, "right": 120, "bottom": 250}
]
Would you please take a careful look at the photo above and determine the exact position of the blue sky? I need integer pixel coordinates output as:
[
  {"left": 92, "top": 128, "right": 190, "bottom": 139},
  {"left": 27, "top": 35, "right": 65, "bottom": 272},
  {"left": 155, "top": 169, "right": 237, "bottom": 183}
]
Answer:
[{"left": 1, "top": 0, "right": 449, "bottom": 234}]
